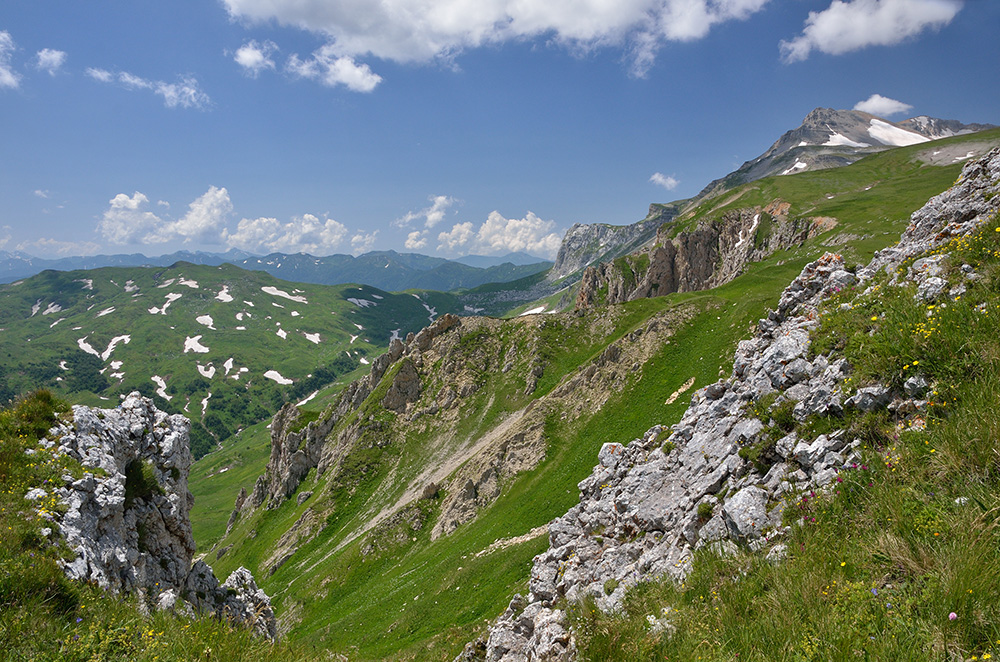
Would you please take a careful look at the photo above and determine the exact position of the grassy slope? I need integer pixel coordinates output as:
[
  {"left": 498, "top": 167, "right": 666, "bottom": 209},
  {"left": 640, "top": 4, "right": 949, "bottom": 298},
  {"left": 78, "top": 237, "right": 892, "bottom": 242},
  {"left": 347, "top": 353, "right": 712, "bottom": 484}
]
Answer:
[
  {"left": 200, "top": 254, "right": 813, "bottom": 661},
  {"left": 184, "top": 133, "right": 1000, "bottom": 660},
  {"left": 571, "top": 212, "right": 1000, "bottom": 662},
  {"left": 0, "top": 262, "right": 459, "bottom": 457}
]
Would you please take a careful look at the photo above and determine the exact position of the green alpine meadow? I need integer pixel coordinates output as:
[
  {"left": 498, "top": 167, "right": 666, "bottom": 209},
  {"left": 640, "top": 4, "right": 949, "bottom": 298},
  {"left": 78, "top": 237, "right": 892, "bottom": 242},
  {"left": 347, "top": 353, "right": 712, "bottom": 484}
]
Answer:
[{"left": 3, "top": 109, "right": 1000, "bottom": 662}]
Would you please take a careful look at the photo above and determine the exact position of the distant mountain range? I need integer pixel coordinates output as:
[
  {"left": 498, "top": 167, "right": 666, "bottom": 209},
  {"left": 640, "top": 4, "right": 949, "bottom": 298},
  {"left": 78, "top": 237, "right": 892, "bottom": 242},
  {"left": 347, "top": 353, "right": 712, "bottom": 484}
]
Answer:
[
  {"left": 0, "top": 248, "right": 552, "bottom": 292},
  {"left": 695, "top": 108, "right": 997, "bottom": 200}
]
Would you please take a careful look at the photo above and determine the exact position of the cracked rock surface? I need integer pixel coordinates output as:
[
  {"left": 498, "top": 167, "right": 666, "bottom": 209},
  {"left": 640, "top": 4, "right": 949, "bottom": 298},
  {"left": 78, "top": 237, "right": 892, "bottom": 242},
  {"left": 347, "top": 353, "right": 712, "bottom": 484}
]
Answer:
[{"left": 42, "top": 392, "right": 277, "bottom": 639}]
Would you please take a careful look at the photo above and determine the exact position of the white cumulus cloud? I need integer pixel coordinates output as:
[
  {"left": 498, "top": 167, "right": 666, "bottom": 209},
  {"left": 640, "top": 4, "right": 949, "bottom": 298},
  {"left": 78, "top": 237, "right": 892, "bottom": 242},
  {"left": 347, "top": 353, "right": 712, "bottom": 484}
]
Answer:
[
  {"left": 781, "top": 0, "right": 963, "bottom": 63},
  {"left": 853, "top": 93, "right": 913, "bottom": 117},
  {"left": 286, "top": 45, "right": 382, "bottom": 92},
  {"left": 100, "top": 192, "right": 164, "bottom": 245},
  {"left": 0, "top": 31, "right": 21, "bottom": 89},
  {"left": 36, "top": 48, "right": 66, "bottom": 75},
  {"left": 223, "top": 0, "right": 771, "bottom": 79},
  {"left": 350, "top": 230, "right": 379, "bottom": 254},
  {"left": 234, "top": 40, "right": 278, "bottom": 77},
  {"left": 437, "top": 211, "right": 563, "bottom": 258},
  {"left": 395, "top": 194, "right": 458, "bottom": 228},
  {"left": 151, "top": 186, "right": 233, "bottom": 244},
  {"left": 101, "top": 187, "right": 232, "bottom": 245},
  {"left": 437, "top": 222, "right": 476, "bottom": 253},
  {"left": 650, "top": 172, "right": 680, "bottom": 190},
  {"left": 85, "top": 67, "right": 113, "bottom": 83},
  {"left": 155, "top": 76, "right": 211, "bottom": 109},
  {"left": 225, "top": 213, "right": 349, "bottom": 254},
  {"left": 405, "top": 230, "right": 429, "bottom": 250}
]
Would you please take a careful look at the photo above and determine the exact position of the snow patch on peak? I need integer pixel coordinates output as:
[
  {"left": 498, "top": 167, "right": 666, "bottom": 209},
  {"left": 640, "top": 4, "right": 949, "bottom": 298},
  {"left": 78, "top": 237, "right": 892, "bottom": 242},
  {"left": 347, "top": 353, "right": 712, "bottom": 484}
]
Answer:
[
  {"left": 215, "top": 285, "right": 234, "bottom": 302},
  {"left": 101, "top": 335, "right": 131, "bottom": 361},
  {"left": 781, "top": 161, "right": 809, "bottom": 176},
  {"left": 184, "top": 335, "right": 210, "bottom": 354},
  {"left": 262, "top": 286, "right": 308, "bottom": 304},
  {"left": 823, "top": 132, "right": 870, "bottom": 148},
  {"left": 151, "top": 375, "right": 171, "bottom": 400},
  {"left": 868, "top": 119, "right": 929, "bottom": 147},
  {"left": 196, "top": 315, "right": 216, "bottom": 330},
  {"left": 149, "top": 293, "right": 182, "bottom": 315},
  {"left": 77, "top": 337, "right": 99, "bottom": 357},
  {"left": 264, "top": 369, "right": 293, "bottom": 385},
  {"left": 296, "top": 391, "right": 319, "bottom": 407}
]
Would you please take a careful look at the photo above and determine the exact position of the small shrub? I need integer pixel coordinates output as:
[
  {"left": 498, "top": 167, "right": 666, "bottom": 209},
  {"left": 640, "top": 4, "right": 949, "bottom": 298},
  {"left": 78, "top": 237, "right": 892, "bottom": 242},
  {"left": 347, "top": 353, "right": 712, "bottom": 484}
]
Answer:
[
  {"left": 697, "top": 501, "right": 715, "bottom": 522},
  {"left": 123, "top": 458, "right": 164, "bottom": 509}
]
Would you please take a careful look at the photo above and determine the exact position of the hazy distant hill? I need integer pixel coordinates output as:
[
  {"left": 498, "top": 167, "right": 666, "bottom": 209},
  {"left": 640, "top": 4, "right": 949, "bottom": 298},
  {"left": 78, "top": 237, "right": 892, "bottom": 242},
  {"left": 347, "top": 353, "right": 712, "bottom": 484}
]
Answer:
[
  {"left": 234, "top": 249, "right": 552, "bottom": 291},
  {"left": 0, "top": 248, "right": 552, "bottom": 291}
]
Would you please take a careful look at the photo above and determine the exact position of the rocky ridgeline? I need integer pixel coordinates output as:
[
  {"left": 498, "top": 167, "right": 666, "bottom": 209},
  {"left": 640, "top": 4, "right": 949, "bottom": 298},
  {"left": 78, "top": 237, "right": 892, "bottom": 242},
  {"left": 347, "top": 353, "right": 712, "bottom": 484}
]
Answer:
[
  {"left": 244, "top": 313, "right": 464, "bottom": 512},
  {"left": 576, "top": 201, "right": 834, "bottom": 310},
  {"left": 231, "top": 303, "right": 700, "bottom": 577},
  {"left": 28, "top": 392, "right": 277, "bottom": 640},
  {"left": 549, "top": 218, "right": 665, "bottom": 281},
  {"left": 464, "top": 149, "right": 1000, "bottom": 662}
]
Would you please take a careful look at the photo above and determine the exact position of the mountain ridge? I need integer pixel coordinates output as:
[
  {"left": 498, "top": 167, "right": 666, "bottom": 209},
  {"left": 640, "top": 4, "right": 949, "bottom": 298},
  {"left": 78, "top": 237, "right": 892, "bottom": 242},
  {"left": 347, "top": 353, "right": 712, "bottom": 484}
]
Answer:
[
  {"left": 692, "top": 107, "right": 996, "bottom": 203},
  {"left": 0, "top": 247, "right": 552, "bottom": 292}
]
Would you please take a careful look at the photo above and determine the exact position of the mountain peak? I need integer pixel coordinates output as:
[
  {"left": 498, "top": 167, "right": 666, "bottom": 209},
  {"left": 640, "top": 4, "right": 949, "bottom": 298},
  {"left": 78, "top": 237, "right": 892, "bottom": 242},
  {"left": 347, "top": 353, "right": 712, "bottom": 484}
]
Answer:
[{"left": 692, "top": 108, "right": 997, "bottom": 202}]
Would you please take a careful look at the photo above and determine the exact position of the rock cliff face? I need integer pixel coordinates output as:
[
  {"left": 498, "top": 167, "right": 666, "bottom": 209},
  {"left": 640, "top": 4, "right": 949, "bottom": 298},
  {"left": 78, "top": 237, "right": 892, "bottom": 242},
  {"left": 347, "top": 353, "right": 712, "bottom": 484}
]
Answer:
[
  {"left": 38, "top": 392, "right": 277, "bottom": 639},
  {"left": 247, "top": 313, "right": 462, "bottom": 511},
  {"left": 464, "top": 148, "right": 1000, "bottom": 661},
  {"left": 576, "top": 201, "right": 834, "bottom": 309},
  {"left": 549, "top": 216, "right": 668, "bottom": 281}
]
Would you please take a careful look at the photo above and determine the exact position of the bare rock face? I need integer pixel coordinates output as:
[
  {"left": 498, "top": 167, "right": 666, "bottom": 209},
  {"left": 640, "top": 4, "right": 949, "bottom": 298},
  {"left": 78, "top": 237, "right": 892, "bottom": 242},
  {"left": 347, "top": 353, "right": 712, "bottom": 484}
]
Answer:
[
  {"left": 577, "top": 202, "right": 831, "bottom": 309},
  {"left": 248, "top": 314, "right": 464, "bottom": 510},
  {"left": 52, "top": 392, "right": 196, "bottom": 593},
  {"left": 46, "top": 392, "right": 276, "bottom": 639},
  {"left": 551, "top": 218, "right": 664, "bottom": 280}
]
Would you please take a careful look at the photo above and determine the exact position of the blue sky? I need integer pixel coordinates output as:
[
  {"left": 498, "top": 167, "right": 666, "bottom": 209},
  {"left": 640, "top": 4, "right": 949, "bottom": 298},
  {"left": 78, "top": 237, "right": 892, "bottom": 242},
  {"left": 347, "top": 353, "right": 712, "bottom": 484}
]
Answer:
[{"left": 1, "top": 0, "right": 997, "bottom": 260}]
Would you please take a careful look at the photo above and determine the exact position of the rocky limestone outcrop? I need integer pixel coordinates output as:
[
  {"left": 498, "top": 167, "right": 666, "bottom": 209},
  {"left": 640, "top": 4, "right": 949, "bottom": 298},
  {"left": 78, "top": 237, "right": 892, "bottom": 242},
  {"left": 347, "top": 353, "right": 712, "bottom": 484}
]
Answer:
[
  {"left": 550, "top": 217, "right": 665, "bottom": 281},
  {"left": 577, "top": 201, "right": 834, "bottom": 309},
  {"left": 246, "top": 313, "right": 463, "bottom": 511},
  {"left": 35, "top": 392, "right": 276, "bottom": 639},
  {"left": 464, "top": 148, "right": 1000, "bottom": 662}
]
